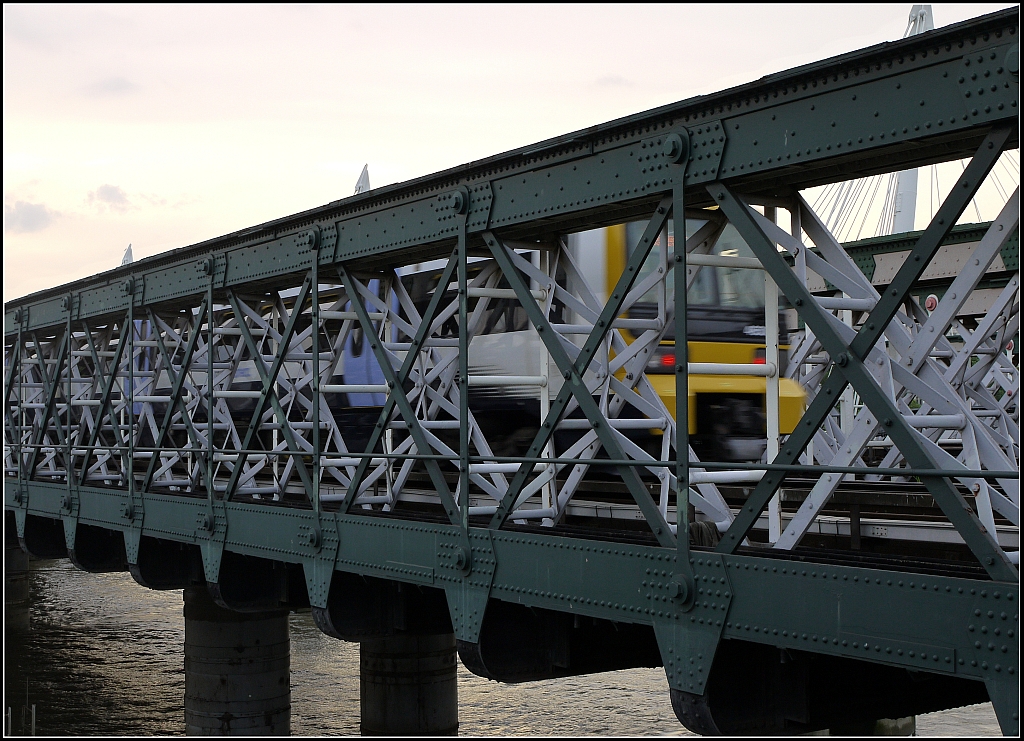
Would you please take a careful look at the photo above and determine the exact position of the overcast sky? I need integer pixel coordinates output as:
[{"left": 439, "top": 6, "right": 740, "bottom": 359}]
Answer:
[{"left": 3, "top": 3, "right": 1016, "bottom": 299}]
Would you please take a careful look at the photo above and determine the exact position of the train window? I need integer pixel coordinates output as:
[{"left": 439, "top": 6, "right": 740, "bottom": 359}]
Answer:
[
  {"left": 404, "top": 265, "right": 540, "bottom": 336},
  {"left": 713, "top": 224, "right": 765, "bottom": 308},
  {"left": 631, "top": 220, "right": 717, "bottom": 306},
  {"left": 687, "top": 264, "right": 717, "bottom": 305},
  {"left": 481, "top": 299, "right": 530, "bottom": 334}
]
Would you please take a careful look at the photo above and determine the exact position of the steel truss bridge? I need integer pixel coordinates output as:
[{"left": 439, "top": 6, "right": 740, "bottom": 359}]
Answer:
[{"left": 5, "top": 8, "right": 1020, "bottom": 735}]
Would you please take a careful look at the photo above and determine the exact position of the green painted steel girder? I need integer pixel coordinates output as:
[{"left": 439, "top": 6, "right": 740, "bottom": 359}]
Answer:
[{"left": 6, "top": 481, "right": 1019, "bottom": 698}]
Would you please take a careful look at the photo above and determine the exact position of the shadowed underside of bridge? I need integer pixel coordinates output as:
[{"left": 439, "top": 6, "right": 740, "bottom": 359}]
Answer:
[{"left": 5, "top": 8, "right": 1020, "bottom": 736}]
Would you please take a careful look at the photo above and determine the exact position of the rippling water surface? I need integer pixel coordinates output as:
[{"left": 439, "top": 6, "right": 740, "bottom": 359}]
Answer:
[{"left": 4, "top": 560, "right": 1001, "bottom": 736}]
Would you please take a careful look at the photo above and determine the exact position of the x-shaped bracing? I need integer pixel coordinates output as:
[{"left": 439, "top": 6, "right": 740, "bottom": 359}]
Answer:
[
  {"left": 140, "top": 303, "right": 210, "bottom": 493},
  {"left": 336, "top": 259, "right": 464, "bottom": 526},
  {"left": 227, "top": 281, "right": 316, "bottom": 502},
  {"left": 483, "top": 194, "right": 677, "bottom": 548},
  {"left": 24, "top": 330, "right": 70, "bottom": 480},
  {"left": 710, "top": 126, "right": 1017, "bottom": 582},
  {"left": 775, "top": 190, "right": 1019, "bottom": 550}
]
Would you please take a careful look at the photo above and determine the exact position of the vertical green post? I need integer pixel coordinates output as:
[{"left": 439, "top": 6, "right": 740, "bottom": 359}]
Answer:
[
  {"left": 207, "top": 260, "right": 215, "bottom": 503},
  {"left": 311, "top": 256, "right": 321, "bottom": 518},
  {"left": 17, "top": 313, "right": 24, "bottom": 503},
  {"left": 457, "top": 220, "right": 469, "bottom": 530},
  {"left": 673, "top": 183, "right": 689, "bottom": 561},
  {"left": 127, "top": 287, "right": 134, "bottom": 505},
  {"left": 66, "top": 299, "right": 73, "bottom": 505}
]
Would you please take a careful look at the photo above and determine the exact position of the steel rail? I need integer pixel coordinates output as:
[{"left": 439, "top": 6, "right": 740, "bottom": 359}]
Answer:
[{"left": 6, "top": 442, "right": 1018, "bottom": 480}]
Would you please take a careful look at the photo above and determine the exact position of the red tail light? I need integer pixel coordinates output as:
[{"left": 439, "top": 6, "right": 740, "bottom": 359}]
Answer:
[
  {"left": 646, "top": 347, "right": 677, "bottom": 373},
  {"left": 753, "top": 347, "right": 767, "bottom": 364}
]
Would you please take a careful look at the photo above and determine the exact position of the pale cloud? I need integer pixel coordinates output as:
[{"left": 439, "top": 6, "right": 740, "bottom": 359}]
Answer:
[
  {"left": 2, "top": 3, "right": 1016, "bottom": 300},
  {"left": 594, "top": 75, "right": 635, "bottom": 88},
  {"left": 139, "top": 192, "right": 168, "bottom": 207},
  {"left": 88, "top": 184, "right": 131, "bottom": 212},
  {"left": 3, "top": 5, "right": 135, "bottom": 51},
  {"left": 4, "top": 201, "right": 60, "bottom": 234},
  {"left": 86, "top": 76, "right": 139, "bottom": 97}
]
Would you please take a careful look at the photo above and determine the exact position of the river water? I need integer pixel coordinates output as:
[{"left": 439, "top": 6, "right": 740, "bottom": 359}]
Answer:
[{"left": 4, "top": 559, "right": 1002, "bottom": 736}]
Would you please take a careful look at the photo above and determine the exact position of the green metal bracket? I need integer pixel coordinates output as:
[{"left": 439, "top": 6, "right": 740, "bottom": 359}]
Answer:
[
  {"left": 198, "top": 499, "right": 228, "bottom": 584},
  {"left": 441, "top": 528, "right": 496, "bottom": 643},
  {"left": 987, "top": 678, "right": 1019, "bottom": 736},
  {"left": 302, "top": 514, "right": 340, "bottom": 610},
  {"left": 682, "top": 121, "right": 724, "bottom": 185},
  {"left": 653, "top": 553, "right": 733, "bottom": 696}
]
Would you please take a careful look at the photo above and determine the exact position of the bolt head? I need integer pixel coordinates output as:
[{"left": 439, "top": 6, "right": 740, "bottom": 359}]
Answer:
[
  {"left": 455, "top": 546, "right": 470, "bottom": 572},
  {"left": 670, "top": 576, "right": 691, "bottom": 602},
  {"left": 663, "top": 133, "right": 687, "bottom": 163}
]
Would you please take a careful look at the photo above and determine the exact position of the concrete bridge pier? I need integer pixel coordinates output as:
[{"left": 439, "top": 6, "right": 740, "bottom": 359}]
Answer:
[
  {"left": 183, "top": 586, "right": 290, "bottom": 736},
  {"left": 5, "top": 511, "right": 30, "bottom": 605},
  {"left": 359, "top": 632, "right": 460, "bottom": 736},
  {"left": 312, "top": 573, "right": 459, "bottom": 735}
]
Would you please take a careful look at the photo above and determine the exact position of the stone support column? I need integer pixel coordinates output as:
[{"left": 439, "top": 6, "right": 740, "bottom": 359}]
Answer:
[
  {"left": 359, "top": 632, "right": 459, "bottom": 736},
  {"left": 183, "top": 587, "right": 290, "bottom": 736}
]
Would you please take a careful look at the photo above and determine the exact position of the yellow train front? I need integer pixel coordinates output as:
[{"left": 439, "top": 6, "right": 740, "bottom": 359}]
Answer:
[{"left": 598, "top": 219, "right": 806, "bottom": 463}]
